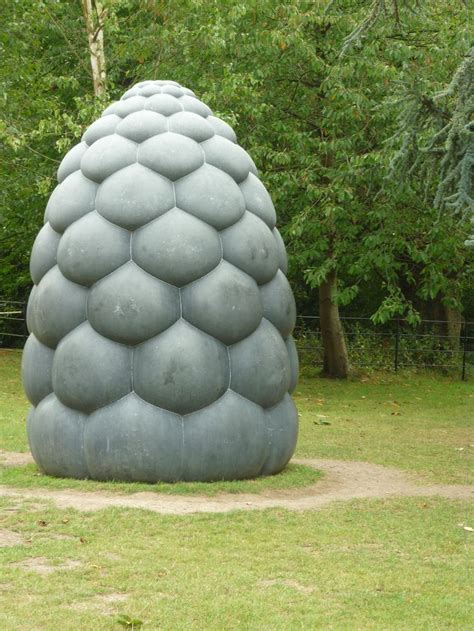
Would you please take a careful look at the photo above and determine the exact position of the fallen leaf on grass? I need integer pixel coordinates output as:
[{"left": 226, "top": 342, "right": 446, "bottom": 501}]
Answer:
[{"left": 117, "top": 614, "right": 143, "bottom": 628}]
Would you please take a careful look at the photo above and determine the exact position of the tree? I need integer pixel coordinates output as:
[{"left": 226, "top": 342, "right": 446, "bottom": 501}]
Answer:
[
  {"left": 0, "top": 0, "right": 472, "bottom": 365},
  {"left": 389, "top": 47, "right": 473, "bottom": 236},
  {"left": 81, "top": 0, "right": 107, "bottom": 96},
  {"left": 384, "top": 40, "right": 473, "bottom": 344}
]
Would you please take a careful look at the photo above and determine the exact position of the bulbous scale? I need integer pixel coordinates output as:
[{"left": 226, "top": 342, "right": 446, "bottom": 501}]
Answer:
[{"left": 23, "top": 80, "right": 299, "bottom": 482}]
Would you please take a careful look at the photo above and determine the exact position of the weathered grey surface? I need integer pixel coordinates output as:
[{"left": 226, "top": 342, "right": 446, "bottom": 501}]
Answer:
[{"left": 23, "top": 79, "right": 299, "bottom": 482}]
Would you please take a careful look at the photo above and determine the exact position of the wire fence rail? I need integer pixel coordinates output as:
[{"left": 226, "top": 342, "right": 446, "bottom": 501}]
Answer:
[
  {"left": 295, "top": 315, "right": 473, "bottom": 380},
  {"left": 1, "top": 299, "right": 473, "bottom": 380}
]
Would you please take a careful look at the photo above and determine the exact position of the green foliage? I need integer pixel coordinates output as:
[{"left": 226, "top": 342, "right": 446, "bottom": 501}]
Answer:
[
  {"left": 389, "top": 48, "right": 474, "bottom": 219},
  {"left": 0, "top": 0, "right": 472, "bottom": 323}
]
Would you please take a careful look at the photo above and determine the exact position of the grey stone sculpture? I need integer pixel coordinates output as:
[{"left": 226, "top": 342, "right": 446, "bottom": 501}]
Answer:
[{"left": 22, "top": 80, "right": 299, "bottom": 482}]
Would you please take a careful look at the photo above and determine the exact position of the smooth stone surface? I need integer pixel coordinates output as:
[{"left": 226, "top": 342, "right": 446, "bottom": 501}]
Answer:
[
  {"left": 57, "top": 142, "right": 88, "bottom": 183},
  {"left": 134, "top": 320, "right": 229, "bottom": 414},
  {"left": 260, "top": 270, "right": 296, "bottom": 337},
  {"left": 82, "top": 115, "right": 121, "bottom": 145},
  {"left": 96, "top": 164, "right": 174, "bottom": 230},
  {"left": 113, "top": 95, "right": 147, "bottom": 117},
  {"left": 30, "top": 223, "right": 61, "bottom": 285},
  {"left": 128, "top": 84, "right": 158, "bottom": 98},
  {"left": 21, "top": 335, "right": 54, "bottom": 405},
  {"left": 221, "top": 211, "right": 279, "bottom": 284},
  {"left": 207, "top": 115, "right": 237, "bottom": 143},
  {"left": 161, "top": 84, "right": 185, "bottom": 98},
  {"left": 84, "top": 394, "right": 183, "bottom": 482},
  {"left": 45, "top": 171, "right": 97, "bottom": 233},
  {"left": 240, "top": 173, "right": 276, "bottom": 229},
  {"left": 260, "top": 394, "right": 298, "bottom": 475},
  {"left": 144, "top": 93, "right": 183, "bottom": 116},
  {"left": 201, "top": 135, "right": 254, "bottom": 183},
  {"left": 28, "top": 266, "right": 88, "bottom": 348},
  {"left": 182, "top": 261, "right": 263, "bottom": 345},
  {"left": 132, "top": 208, "right": 222, "bottom": 286},
  {"left": 230, "top": 319, "right": 291, "bottom": 408},
  {"left": 27, "top": 395, "right": 89, "bottom": 479},
  {"left": 88, "top": 262, "right": 180, "bottom": 345},
  {"left": 179, "top": 94, "right": 212, "bottom": 117},
  {"left": 80, "top": 134, "right": 137, "bottom": 183},
  {"left": 24, "top": 79, "right": 299, "bottom": 482},
  {"left": 138, "top": 132, "right": 204, "bottom": 180},
  {"left": 53, "top": 323, "right": 132, "bottom": 412},
  {"left": 182, "top": 391, "right": 267, "bottom": 481},
  {"left": 175, "top": 164, "right": 245, "bottom": 229},
  {"left": 57, "top": 212, "right": 130, "bottom": 287},
  {"left": 285, "top": 336, "right": 299, "bottom": 394},
  {"left": 273, "top": 227, "right": 288, "bottom": 274},
  {"left": 168, "top": 111, "right": 215, "bottom": 141},
  {"left": 115, "top": 110, "right": 167, "bottom": 143}
]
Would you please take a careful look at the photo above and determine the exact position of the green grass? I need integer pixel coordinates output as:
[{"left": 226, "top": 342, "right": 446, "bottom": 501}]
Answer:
[
  {"left": 0, "top": 462, "right": 321, "bottom": 495},
  {"left": 296, "top": 366, "right": 474, "bottom": 484},
  {"left": 2, "top": 350, "right": 472, "bottom": 485},
  {"left": 0, "top": 350, "right": 27, "bottom": 452},
  {"left": 1, "top": 496, "right": 473, "bottom": 630},
  {"left": 1, "top": 351, "right": 473, "bottom": 629}
]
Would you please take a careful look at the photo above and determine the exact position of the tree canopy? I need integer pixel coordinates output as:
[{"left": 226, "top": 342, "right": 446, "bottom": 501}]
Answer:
[{"left": 1, "top": 0, "right": 472, "bottom": 331}]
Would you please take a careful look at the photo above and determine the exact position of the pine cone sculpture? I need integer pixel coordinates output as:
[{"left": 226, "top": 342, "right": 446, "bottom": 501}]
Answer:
[{"left": 22, "top": 80, "right": 299, "bottom": 482}]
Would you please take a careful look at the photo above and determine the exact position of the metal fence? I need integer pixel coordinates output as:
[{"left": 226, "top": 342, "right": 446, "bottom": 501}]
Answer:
[
  {"left": 295, "top": 315, "right": 473, "bottom": 380},
  {"left": 1, "top": 299, "right": 473, "bottom": 380},
  {"left": 0, "top": 299, "right": 28, "bottom": 345}
]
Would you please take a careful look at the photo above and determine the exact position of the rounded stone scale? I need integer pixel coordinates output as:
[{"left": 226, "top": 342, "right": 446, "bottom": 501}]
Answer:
[{"left": 22, "top": 80, "right": 299, "bottom": 482}]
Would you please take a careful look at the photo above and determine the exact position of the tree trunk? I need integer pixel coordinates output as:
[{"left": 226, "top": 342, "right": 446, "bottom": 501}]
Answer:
[
  {"left": 444, "top": 305, "right": 463, "bottom": 351},
  {"left": 81, "top": 0, "right": 107, "bottom": 97},
  {"left": 319, "top": 268, "right": 350, "bottom": 378}
]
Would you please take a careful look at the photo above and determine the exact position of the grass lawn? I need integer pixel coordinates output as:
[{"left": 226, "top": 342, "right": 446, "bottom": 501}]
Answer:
[
  {"left": 1, "top": 349, "right": 473, "bottom": 629},
  {"left": 1, "top": 350, "right": 472, "bottom": 485},
  {"left": 1, "top": 497, "right": 472, "bottom": 630}
]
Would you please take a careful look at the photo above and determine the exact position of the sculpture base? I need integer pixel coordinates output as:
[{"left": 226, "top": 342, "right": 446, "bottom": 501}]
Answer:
[{"left": 27, "top": 392, "right": 298, "bottom": 483}]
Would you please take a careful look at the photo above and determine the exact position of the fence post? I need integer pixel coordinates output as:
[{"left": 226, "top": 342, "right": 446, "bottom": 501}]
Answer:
[
  {"left": 461, "top": 322, "right": 467, "bottom": 381},
  {"left": 394, "top": 317, "right": 400, "bottom": 372}
]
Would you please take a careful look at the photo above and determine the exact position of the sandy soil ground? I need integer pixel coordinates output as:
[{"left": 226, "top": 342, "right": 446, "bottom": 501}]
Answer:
[{"left": 1, "top": 452, "right": 472, "bottom": 515}]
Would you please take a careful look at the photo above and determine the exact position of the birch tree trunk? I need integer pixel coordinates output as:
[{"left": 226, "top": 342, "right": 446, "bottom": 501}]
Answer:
[
  {"left": 81, "top": 0, "right": 107, "bottom": 96},
  {"left": 319, "top": 268, "right": 350, "bottom": 378}
]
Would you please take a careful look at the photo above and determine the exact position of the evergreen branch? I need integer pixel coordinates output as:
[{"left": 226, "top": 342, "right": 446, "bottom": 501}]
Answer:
[{"left": 387, "top": 46, "right": 473, "bottom": 240}]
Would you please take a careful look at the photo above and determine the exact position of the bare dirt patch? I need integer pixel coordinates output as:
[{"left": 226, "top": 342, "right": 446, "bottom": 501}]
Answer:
[
  {"left": 0, "top": 528, "right": 24, "bottom": 547},
  {"left": 259, "top": 578, "right": 314, "bottom": 594},
  {"left": 11, "top": 557, "right": 82, "bottom": 575},
  {"left": 0, "top": 458, "right": 472, "bottom": 515},
  {"left": 70, "top": 592, "right": 128, "bottom": 615},
  {"left": 0, "top": 450, "right": 34, "bottom": 467}
]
